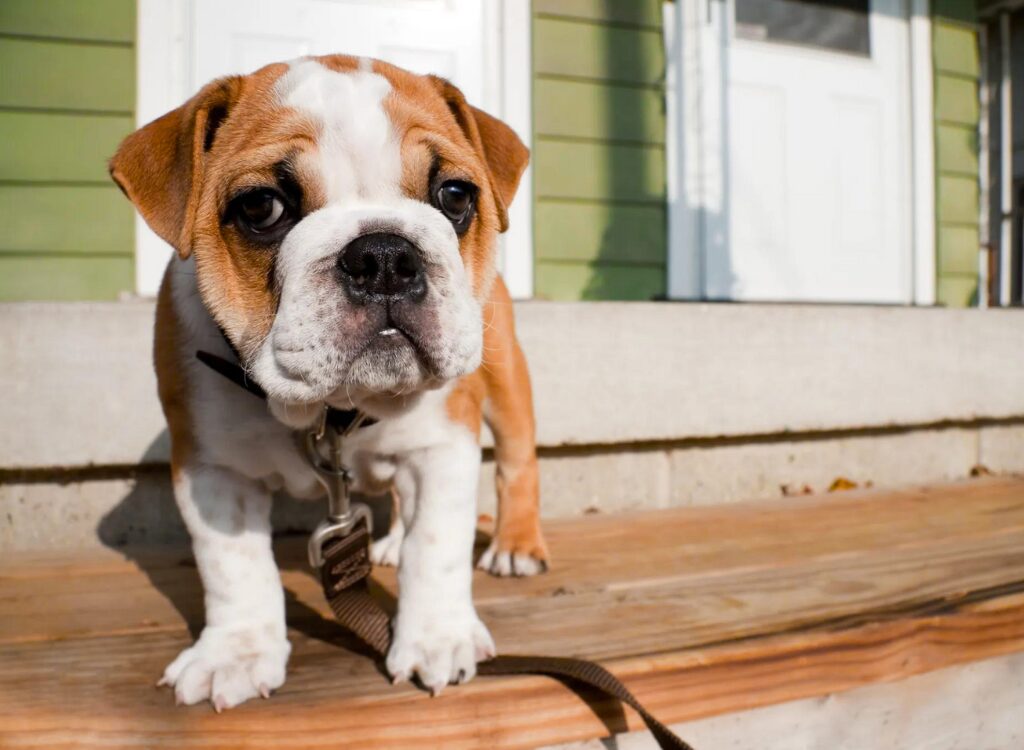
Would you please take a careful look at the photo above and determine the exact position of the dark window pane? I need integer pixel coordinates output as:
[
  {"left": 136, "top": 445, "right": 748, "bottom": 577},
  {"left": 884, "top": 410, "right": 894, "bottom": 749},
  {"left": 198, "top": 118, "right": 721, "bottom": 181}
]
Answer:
[{"left": 735, "top": 0, "right": 871, "bottom": 57}]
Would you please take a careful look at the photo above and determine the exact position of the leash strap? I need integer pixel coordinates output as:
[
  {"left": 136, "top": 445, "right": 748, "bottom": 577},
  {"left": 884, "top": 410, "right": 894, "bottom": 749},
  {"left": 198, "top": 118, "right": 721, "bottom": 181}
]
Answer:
[{"left": 320, "top": 520, "right": 695, "bottom": 750}]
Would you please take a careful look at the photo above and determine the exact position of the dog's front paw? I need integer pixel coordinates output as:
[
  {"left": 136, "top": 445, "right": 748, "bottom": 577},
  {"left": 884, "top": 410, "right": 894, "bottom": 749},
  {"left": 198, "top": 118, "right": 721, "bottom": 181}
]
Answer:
[
  {"left": 159, "top": 625, "right": 291, "bottom": 711},
  {"left": 386, "top": 608, "right": 495, "bottom": 694},
  {"left": 477, "top": 520, "right": 550, "bottom": 577}
]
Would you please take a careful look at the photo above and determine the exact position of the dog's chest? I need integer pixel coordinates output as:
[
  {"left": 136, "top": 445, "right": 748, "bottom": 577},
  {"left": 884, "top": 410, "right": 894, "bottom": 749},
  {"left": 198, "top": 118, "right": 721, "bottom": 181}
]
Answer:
[{"left": 195, "top": 382, "right": 465, "bottom": 500}]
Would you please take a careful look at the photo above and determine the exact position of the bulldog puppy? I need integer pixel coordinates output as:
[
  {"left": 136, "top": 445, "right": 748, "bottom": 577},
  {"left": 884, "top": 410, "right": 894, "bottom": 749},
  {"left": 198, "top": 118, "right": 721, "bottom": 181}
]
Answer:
[{"left": 109, "top": 55, "right": 549, "bottom": 710}]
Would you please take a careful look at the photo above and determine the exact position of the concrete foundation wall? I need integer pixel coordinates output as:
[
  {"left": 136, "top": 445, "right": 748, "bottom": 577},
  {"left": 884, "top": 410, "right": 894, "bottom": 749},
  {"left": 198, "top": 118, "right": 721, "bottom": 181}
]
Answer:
[
  {"left": 2, "top": 301, "right": 1022, "bottom": 552},
  {"left": 4, "top": 422, "right": 1022, "bottom": 554}
]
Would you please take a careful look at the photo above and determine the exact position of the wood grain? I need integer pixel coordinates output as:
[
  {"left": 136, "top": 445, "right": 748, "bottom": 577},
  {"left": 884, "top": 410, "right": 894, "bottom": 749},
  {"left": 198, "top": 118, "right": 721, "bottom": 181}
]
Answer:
[{"left": 2, "top": 478, "right": 1024, "bottom": 749}]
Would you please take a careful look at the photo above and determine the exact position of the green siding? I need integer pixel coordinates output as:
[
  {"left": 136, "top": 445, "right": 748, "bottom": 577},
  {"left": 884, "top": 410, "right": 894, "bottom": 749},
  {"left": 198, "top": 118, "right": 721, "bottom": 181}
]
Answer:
[
  {"left": 535, "top": 140, "right": 665, "bottom": 201},
  {"left": 534, "top": 202, "right": 665, "bottom": 265},
  {"left": 933, "top": 22, "right": 979, "bottom": 77},
  {"left": 0, "top": 38, "right": 134, "bottom": 112},
  {"left": 0, "top": 112, "right": 134, "bottom": 182},
  {"left": 534, "top": 260, "right": 665, "bottom": 301},
  {"left": 0, "top": 0, "right": 134, "bottom": 43},
  {"left": 0, "top": 0, "right": 135, "bottom": 301},
  {"left": 936, "top": 123, "right": 977, "bottom": 176},
  {"left": 938, "top": 225, "right": 980, "bottom": 276},
  {"left": 533, "top": 78, "right": 664, "bottom": 143},
  {"left": 935, "top": 74, "right": 979, "bottom": 125},
  {"left": 532, "top": 0, "right": 667, "bottom": 300},
  {"left": 533, "top": 0, "right": 662, "bottom": 28},
  {"left": 937, "top": 275, "right": 979, "bottom": 307},
  {"left": 933, "top": 10, "right": 980, "bottom": 307},
  {"left": 0, "top": 256, "right": 133, "bottom": 301},
  {"left": 1, "top": 186, "right": 134, "bottom": 254}
]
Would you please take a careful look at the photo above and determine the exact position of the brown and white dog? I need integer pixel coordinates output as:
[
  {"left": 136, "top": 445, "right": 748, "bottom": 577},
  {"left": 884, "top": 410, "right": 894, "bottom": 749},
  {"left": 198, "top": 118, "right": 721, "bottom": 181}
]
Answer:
[{"left": 110, "top": 55, "right": 549, "bottom": 710}]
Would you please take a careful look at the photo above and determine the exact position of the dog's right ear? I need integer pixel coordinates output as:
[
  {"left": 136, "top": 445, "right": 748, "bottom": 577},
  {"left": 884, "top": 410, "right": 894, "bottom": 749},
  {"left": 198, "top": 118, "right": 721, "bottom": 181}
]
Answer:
[{"left": 109, "top": 77, "right": 242, "bottom": 259}]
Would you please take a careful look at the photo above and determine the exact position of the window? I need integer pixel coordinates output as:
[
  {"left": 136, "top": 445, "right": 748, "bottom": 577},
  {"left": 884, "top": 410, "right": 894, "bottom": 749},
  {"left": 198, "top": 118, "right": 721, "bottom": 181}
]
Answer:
[{"left": 735, "top": 0, "right": 871, "bottom": 57}]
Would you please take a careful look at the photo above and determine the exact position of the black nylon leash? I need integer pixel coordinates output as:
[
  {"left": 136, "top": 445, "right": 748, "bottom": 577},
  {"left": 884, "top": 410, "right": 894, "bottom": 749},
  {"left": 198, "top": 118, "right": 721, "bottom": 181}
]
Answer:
[{"left": 197, "top": 348, "right": 694, "bottom": 749}]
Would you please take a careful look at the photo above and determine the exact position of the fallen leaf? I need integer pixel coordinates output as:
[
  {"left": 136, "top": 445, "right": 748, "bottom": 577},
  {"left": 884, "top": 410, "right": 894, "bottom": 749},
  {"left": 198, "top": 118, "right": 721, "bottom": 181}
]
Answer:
[
  {"left": 781, "top": 483, "right": 814, "bottom": 497},
  {"left": 828, "top": 477, "right": 858, "bottom": 492}
]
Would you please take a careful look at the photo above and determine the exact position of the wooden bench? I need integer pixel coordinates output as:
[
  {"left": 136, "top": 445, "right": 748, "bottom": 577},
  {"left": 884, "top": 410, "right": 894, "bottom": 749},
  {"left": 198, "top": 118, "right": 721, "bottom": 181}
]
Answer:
[{"left": 3, "top": 477, "right": 1024, "bottom": 748}]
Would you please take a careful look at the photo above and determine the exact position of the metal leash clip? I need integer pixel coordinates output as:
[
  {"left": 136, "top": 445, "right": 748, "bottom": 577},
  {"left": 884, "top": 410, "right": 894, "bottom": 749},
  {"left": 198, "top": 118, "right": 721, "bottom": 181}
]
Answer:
[{"left": 302, "top": 406, "right": 373, "bottom": 568}]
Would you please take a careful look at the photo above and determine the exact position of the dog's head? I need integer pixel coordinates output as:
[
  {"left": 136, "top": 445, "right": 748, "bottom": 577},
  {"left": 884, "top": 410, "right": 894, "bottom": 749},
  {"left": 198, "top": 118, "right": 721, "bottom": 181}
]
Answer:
[{"left": 111, "top": 56, "right": 527, "bottom": 413}]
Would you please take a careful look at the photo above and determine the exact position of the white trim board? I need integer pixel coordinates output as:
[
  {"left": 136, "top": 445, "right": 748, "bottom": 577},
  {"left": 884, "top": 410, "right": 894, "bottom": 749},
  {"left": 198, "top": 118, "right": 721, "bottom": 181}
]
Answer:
[
  {"left": 133, "top": 0, "right": 534, "bottom": 298},
  {"left": 134, "top": 0, "right": 193, "bottom": 297},
  {"left": 910, "top": 0, "right": 937, "bottom": 305},
  {"left": 492, "top": 0, "right": 534, "bottom": 299}
]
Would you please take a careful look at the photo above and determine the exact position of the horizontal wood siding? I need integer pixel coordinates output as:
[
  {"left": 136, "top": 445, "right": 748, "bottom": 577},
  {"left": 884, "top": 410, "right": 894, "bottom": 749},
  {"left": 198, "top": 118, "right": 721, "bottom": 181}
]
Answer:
[
  {"left": 0, "top": 0, "right": 135, "bottom": 301},
  {"left": 532, "top": 0, "right": 667, "bottom": 300},
  {"left": 933, "top": 5, "right": 980, "bottom": 307}
]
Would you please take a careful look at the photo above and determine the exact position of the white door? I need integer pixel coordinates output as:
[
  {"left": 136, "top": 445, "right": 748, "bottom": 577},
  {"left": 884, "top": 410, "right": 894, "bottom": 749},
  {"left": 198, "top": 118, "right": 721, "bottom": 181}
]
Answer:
[
  {"left": 191, "top": 0, "right": 488, "bottom": 107},
  {"left": 135, "top": 0, "right": 534, "bottom": 298},
  {"left": 676, "top": 0, "right": 913, "bottom": 303}
]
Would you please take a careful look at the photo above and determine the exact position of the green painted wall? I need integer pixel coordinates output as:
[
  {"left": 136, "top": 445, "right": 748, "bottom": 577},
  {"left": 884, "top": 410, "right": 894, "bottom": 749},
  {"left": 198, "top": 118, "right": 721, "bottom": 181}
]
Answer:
[
  {"left": 933, "top": 0, "right": 980, "bottom": 307},
  {"left": 531, "top": 0, "right": 667, "bottom": 300},
  {"left": 0, "top": 0, "right": 136, "bottom": 301}
]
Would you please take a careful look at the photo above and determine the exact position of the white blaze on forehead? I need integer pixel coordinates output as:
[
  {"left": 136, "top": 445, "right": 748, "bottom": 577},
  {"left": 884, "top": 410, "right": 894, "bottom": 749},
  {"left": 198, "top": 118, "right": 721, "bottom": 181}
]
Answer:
[{"left": 275, "top": 58, "right": 402, "bottom": 203}]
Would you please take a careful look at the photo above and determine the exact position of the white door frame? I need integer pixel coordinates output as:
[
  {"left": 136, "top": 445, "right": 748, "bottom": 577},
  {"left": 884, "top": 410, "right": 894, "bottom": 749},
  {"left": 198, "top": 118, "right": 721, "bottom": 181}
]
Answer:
[
  {"left": 665, "top": 0, "right": 937, "bottom": 304},
  {"left": 134, "top": 0, "right": 534, "bottom": 299}
]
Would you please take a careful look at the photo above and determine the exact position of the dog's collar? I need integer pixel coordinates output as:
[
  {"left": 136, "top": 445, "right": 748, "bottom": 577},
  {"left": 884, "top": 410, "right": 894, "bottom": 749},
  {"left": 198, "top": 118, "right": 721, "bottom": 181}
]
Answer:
[{"left": 195, "top": 340, "right": 376, "bottom": 432}]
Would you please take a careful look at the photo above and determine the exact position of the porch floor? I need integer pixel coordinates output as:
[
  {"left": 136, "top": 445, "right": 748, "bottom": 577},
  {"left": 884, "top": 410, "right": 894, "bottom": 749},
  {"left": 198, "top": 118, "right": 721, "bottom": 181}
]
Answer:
[{"left": 3, "top": 477, "right": 1024, "bottom": 749}]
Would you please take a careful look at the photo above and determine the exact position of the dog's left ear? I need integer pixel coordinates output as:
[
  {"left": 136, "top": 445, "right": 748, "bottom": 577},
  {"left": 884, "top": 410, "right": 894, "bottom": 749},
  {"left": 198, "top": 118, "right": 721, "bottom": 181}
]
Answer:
[{"left": 430, "top": 77, "right": 529, "bottom": 233}]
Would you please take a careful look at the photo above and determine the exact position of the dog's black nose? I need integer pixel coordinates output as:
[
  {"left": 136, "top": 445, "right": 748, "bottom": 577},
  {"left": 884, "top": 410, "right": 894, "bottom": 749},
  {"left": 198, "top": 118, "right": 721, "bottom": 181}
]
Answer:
[{"left": 338, "top": 233, "right": 426, "bottom": 302}]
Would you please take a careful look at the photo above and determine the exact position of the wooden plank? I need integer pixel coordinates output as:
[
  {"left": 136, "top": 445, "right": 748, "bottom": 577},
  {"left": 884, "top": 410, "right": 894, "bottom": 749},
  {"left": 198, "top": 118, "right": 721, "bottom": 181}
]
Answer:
[
  {"left": 2, "top": 591, "right": 1023, "bottom": 750},
  {"left": 933, "top": 21, "right": 979, "bottom": 78},
  {"left": 534, "top": 260, "right": 664, "bottom": 300},
  {"left": 937, "top": 175, "right": 979, "bottom": 226},
  {"left": 533, "top": 17, "right": 664, "bottom": 85},
  {"left": 534, "top": 140, "right": 665, "bottom": 203},
  {"left": 937, "top": 225, "right": 979, "bottom": 276},
  {"left": 535, "top": 200, "right": 665, "bottom": 265},
  {"left": 0, "top": 111, "right": 133, "bottom": 182},
  {"left": 0, "top": 0, "right": 135, "bottom": 44},
  {"left": 534, "top": 78, "right": 664, "bottom": 144},
  {"left": 0, "top": 38, "right": 134, "bottom": 112},
  {"left": 0, "top": 255, "right": 132, "bottom": 301},
  {"left": 935, "top": 74, "right": 979, "bottom": 127},
  {"left": 533, "top": 0, "right": 663, "bottom": 28},
  {"left": 7, "top": 478, "right": 1024, "bottom": 642},
  {"left": 6, "top": 478, "right": 1024, "bottom": 661},
  {"left": 936, "top": 122, "right": 978, "bottom": 176},
  {"left": 2, "top": 477, "right": 1024, "bottom": 745},
  {"left": 0, "top": 185, "right": 133, "bottom": 254}
]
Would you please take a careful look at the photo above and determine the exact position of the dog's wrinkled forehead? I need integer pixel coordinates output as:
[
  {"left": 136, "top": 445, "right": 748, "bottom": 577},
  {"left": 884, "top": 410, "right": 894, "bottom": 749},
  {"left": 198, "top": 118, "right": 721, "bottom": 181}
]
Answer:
[{"left": 275, "top": 59, "right": 402, "bottom": 203}]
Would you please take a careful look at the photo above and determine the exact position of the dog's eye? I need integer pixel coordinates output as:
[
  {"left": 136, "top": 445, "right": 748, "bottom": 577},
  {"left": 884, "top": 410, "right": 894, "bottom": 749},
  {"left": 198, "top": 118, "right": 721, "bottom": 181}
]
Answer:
[
  {"left": 435, "top": 180, "right": 476, "bottom": 232},
  {"left": 231, "top": 189, "right": 294, "bottom": 239}
]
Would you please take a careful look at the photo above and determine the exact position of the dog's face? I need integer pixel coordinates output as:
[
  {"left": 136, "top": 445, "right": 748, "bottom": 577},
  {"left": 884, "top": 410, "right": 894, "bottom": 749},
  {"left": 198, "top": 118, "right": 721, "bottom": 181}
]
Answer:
[{"left": 111, "top": 56, "right": 528, "bottom": 408}]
